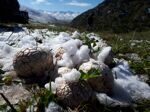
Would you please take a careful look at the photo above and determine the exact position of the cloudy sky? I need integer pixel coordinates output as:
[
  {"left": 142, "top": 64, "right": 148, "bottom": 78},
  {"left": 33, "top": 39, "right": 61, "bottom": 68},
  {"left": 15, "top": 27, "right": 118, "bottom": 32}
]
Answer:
[{"left": 18, "top": 0, "right": 103, "bottom": 12}]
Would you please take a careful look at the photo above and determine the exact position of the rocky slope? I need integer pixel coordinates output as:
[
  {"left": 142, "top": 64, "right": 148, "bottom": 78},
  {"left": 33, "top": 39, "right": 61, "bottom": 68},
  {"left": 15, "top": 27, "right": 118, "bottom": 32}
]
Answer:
[
  {"left": 0, "top": 0, "right": 29, "bottom": 23},
  {"left": 71, "top": 0, "right": 150, "bottom": 32}
]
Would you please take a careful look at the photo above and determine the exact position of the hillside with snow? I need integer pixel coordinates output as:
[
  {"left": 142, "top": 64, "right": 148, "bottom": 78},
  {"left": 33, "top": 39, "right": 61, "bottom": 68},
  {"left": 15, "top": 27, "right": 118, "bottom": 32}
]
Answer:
[
  {"left": 20, "top": 6, "right": 57, "bottom": 24},
  {"left": 20, "top": 6, "right": 79, "bottom": 24},
  {"left": 43, "top": 11, "right": 79, "bottom": 22}
]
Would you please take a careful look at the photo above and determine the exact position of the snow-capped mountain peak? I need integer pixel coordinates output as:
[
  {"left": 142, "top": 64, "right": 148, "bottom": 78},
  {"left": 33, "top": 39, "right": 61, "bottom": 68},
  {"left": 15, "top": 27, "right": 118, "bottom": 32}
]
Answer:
[
  {"left": 20, "top": 6, "right": 57, "bottom": 24},
  {"left": 20, "top": 6, "right": 80, "bottom": 24}
]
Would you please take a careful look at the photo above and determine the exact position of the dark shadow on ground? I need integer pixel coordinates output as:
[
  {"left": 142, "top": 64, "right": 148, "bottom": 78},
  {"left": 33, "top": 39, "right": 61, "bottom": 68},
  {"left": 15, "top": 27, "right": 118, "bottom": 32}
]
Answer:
[{"left": 0, "top": 25, "right": 24, "bottom": 33}]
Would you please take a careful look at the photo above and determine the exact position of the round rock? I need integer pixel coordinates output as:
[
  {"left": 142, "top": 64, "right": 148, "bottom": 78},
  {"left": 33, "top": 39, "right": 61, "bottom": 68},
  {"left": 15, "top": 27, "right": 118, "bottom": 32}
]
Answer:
[
  {"left": 13, "top": 48, "right": 54, "bottom": 85},
  {"left": 56, "top": 80, "right": 93, "bottom": 108}
]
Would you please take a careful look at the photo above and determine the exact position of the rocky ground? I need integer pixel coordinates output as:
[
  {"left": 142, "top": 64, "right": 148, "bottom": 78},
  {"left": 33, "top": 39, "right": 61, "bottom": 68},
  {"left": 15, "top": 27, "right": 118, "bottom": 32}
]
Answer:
[{"left": 0, "top": 25, "right": 150, "bottom": 112}]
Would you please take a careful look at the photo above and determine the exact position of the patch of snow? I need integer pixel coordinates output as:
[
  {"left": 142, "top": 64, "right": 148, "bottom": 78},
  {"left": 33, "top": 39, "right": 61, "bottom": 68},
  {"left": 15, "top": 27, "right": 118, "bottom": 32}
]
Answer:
[
  {"left": 18, "top": 35, "right": 36, "bottom": 48},
  {"left": 97, "top": 59, "right": 150, "bottom": 105},
  {"left": 57, "top": 53, "right": 74, "bottom": 68},
  {"left": 55, "top": 77, "right": 66, "bottom": 86},
  {"left": 97, "top": 46, "right": 114, "bottom": 66},
  {"left": 63, "top": 39, "right": 78, "bottom": 56},
  {"left": 62, "top": 69, "right": 81, "bottom": 82},
  {"left": 58, "top": 67, "right": 72, "bottom": 76},
  {"left": 46, "top": 102, "right": 63, "bottom": 112},
  {"left": 71, "top": 31, "right": 80, "bottom": 38},
  {"left": 0, "top": 27, "right": 150, "bottom": 107},
  {"left": 96, "top": 92, "right": 132, "bottom": 107},
  {"left": 112, "top": 60, "right": 150, "bottom": 101},
  {"left": 45, "top": 82, "right": 56, "bottom": 94},
  {"left": 79, "top": 58, "right": 99, "bottom": 73}
]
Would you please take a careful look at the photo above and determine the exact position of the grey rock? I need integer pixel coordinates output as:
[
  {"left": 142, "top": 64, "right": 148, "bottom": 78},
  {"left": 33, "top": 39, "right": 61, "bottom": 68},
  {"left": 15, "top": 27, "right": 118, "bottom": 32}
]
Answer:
[
  {"left": 125, "top": 53, "right": 141, "bottom": 61},
  {"left": 46, "top": 102, "right": 63, "bottom": 112},
  {"left": 87, "top": 64, "right": 114, "bottom": 95},
  {"left": 56, "top": 80, "right": 93, "bottom": 108},
  {"left": 0, "top": 84, "right": 30, "bottom": 105},
  {"left": 13, "top": 48, "right": 54, "bottom": 85}
]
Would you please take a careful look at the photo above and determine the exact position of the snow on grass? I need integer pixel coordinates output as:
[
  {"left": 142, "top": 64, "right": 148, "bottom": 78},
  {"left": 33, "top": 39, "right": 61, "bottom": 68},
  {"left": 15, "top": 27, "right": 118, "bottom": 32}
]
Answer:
[
  {"left": 62, "top": 69, "right": 81, "bottom": 82},
  {"left": 98, "top": 46, "right": 112, "bottom": 63},
  {"left": 0, "top": 27, "right": 150, "bottom": 106},
  {"left": 112, "top": 60, "right": 150, "bottom": 100}
]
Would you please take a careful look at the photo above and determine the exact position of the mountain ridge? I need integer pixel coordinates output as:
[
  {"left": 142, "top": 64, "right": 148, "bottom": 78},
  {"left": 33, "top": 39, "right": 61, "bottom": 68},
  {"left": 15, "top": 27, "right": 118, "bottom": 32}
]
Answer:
[
  {"left": 20, "top": 6, "right": 57, "bottom": 24},
  {"left": 71, "top": 0, "right": 150, "bottom": 32},
  {"left": 20, "top": 6, "right": 79, "bottom": 24}
]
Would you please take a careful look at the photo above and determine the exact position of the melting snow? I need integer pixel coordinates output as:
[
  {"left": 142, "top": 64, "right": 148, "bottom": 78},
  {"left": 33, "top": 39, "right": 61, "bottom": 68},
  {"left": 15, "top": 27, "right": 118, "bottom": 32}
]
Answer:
[{"left": 0, "top": 27, "right": 150, "bottom": 106}]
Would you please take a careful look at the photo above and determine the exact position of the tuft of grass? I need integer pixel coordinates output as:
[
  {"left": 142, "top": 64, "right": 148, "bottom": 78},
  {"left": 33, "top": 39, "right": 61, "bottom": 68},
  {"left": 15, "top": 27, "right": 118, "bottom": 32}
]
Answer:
[
  {"left": 80, "top": 34, "right": 100, "bottom": 53},
  {"left": 135, "top": 100, "right": 150, "bottom": 112},
  {"left": 80, "top": 68, "right": 101, "bottom": 80},
  {"left": 23, "top": 23, "right": 76, "bottom": 32},
  {"left": 98, "top": 30, "right": 150, "bottom": 77},
  {"left": 22, "top": 84, "right": 58, "bottom": 112}
]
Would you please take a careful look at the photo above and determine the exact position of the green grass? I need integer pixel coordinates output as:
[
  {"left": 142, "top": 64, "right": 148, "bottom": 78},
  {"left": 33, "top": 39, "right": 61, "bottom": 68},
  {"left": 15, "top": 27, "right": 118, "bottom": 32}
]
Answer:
[
  {"left": 80, "top": 68, "right": 101, "bottom": 80},
  {"left": 23, "top": 23, "right": 76, "bottom": 32},
  {"left": 98, "top": 30, "right": 150, "bottom": 78}
]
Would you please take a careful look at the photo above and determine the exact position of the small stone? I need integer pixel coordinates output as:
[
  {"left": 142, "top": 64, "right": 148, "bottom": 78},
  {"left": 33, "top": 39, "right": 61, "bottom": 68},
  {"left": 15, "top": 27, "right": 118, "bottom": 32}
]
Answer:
[
  {"left": 87, "top": 76, "right": 113, "bottom": 95},
  {"left": 87, "top": 64, "right": 114, "bottom": 95},
  {"left": 125, "top": 53, "right": 141, "bottom": 61},
  {"left": 56, "top": 80, "right": 93, "bottom": 108}
]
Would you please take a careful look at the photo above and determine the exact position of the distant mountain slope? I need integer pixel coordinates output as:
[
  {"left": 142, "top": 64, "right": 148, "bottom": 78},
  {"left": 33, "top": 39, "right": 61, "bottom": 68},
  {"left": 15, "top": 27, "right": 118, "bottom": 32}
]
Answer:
[
  {"left": 20, "top": 6, "right": 79, "bottom": 24},
  {"left": 44, "top": 11, "right": 79, "bottom": 22},
  {"left": 71, "top": 0, "right": 150, "bottom": 32},
  {"left": 20, "top": 6, "right": 57, "bottom": 24}
]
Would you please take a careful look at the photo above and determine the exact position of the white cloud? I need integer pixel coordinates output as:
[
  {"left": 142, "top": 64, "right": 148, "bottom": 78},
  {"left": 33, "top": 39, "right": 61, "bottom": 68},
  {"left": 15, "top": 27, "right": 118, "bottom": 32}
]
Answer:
[
  {"left": 36, "top": 0, "right": 47, "bottom": 3},
  {"left": 65, "top": 0, "right": 91, "bottom": 7},
  {"left": 45, "top": 2, "right": 52, "bottom": 5},
  {"left": 32, "top": 0, "right": 52, "bottom": 5}
]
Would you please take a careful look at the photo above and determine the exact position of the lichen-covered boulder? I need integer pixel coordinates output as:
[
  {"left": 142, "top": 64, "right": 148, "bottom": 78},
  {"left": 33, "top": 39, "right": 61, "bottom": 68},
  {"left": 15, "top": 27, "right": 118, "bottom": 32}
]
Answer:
[
  {"left": 13, "top": 48, "right": 54, "bottom": 85},
  {"left": 56, "top": 80, "right": 93, "bottom": 108}
]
